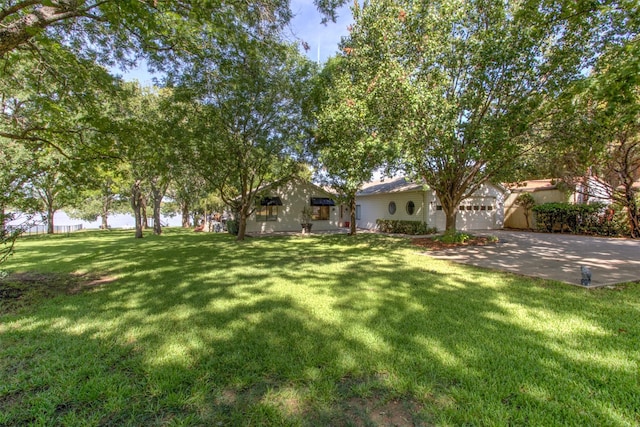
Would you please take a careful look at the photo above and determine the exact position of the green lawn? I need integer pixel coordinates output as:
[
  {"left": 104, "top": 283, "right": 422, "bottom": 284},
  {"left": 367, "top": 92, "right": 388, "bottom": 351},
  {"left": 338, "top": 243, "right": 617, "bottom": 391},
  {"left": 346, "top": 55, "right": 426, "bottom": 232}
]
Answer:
[{"left": 1, "top": 229, "right": 638, "bottom": 426}]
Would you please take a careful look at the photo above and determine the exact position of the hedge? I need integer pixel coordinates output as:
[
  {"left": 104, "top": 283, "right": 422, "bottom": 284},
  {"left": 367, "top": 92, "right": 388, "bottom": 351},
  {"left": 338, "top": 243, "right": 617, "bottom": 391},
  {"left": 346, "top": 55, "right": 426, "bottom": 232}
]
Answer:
[
  {"left": 376, "top": 219, "right": 437, "bottom": 235},
  {"left": 532, "top": 202, "right": 613, "bottom": 235}
]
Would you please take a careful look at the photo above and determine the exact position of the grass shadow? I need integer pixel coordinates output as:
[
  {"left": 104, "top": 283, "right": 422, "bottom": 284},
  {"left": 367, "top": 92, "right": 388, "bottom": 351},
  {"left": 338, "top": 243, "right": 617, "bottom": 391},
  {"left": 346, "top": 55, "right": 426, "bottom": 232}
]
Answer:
[{"left": 1, "top": 231, "right": 638, "bottom": 425}]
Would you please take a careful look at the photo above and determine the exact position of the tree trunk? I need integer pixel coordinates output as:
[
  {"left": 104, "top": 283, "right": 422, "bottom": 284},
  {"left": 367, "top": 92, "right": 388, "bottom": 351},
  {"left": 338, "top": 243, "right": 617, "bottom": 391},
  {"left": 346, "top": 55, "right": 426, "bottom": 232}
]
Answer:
[
  {"left": 141, "top": 194, "right": 149, "bottom": 229},
  {"left": 47, "top": 205, "right": 55, "bottom": 234},
  {"left": 0, "top": 6, "right": 85, "bottom": 56},
  {"left": 441, "top": 201, "right": 459, "bottom": 232},
  {"left": 150, "top": 178, "right": 166, "bottom": 236},
  {"left": 100, "top": 213, "right": 109, "bottom": 230},
  {"left": 181, "top": 201, "right": 191, "bottom": 228},
  {"left": 349, "top": 193, "right": 357, "bottom": 236},
  {"left": 237, "top": 209, "right": 248, "bottom": 241},
  {"left": 625, "top": 188, "right": 639, "bottom": 238},
  {"left": 131, "top": 180, "right": 144, "bottom": 239},
  {"left": 100, "top": 194, "right": 110, "bottom": 229},
  {"left": 152, "top": 192, "right": 162, "bottom": 235},
  {"left": 0, "top": 204, "right": 6, "bottom": 233}
]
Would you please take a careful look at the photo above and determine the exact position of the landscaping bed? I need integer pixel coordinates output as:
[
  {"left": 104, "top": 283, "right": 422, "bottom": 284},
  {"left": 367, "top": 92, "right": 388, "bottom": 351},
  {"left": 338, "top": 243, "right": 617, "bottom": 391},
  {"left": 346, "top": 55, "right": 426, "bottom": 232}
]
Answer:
[{"left": 411, "top": 233, "right": 499, "bottom": 250}]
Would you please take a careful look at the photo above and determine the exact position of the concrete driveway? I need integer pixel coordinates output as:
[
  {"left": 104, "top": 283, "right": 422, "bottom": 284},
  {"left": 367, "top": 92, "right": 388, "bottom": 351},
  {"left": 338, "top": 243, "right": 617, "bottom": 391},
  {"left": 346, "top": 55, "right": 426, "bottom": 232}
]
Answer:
[{"left": 426, "top": 230, "right": 640, "bottom": 286}]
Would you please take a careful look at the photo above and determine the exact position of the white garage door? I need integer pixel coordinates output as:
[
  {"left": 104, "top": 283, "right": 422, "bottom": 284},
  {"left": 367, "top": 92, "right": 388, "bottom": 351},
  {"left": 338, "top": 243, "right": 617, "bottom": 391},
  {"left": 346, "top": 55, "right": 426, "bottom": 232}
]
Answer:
[{"left": 433, "top": 197, "right": 497, "bottom": 230}]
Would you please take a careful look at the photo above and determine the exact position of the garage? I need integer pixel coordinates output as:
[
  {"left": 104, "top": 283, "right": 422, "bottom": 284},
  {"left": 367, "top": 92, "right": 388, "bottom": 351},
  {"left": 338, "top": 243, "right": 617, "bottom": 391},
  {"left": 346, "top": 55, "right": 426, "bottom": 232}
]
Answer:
[
  {"left": 432, "top": 197, "right": 498, "bottom": 231},
  {"left": 356, "top": 177, "right": 507, "bottom": 232}
]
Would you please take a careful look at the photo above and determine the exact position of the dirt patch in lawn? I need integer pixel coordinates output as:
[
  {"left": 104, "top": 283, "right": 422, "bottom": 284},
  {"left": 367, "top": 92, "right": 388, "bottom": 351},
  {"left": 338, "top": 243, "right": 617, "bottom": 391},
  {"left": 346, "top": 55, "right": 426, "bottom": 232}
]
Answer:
[
  {"left": 0, "top": 272, "right": 115, "bottom": 314},
  {"left": 411, "top": 235, "right": 498, "bottom": 251},
  {"left": 323, "top": 374, "right": 426, "bottom": 426},
  {"left": 340, "top": 396, "right": 424, "bottom": 427}
]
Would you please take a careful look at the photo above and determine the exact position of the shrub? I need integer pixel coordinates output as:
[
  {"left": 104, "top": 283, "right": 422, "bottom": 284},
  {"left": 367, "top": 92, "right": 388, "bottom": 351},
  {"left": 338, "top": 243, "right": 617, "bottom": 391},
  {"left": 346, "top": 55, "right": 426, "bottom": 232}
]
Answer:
[
  {"left": 226, "top": 220, "right": 239, "bottom": 235},
  {"left": 376, "top": 219, "right": 437, "bottom": 235},
  {"left": 514, "top": 193, "right": 536, "bottom": 229},
  {"left": 532, "top": 202, "right": 610, "bottom": 235},
  {"left": 434, "top": 230, "right": 472, "bottom": 244},
  {"left": 598, "top": 203, "right": 631, "bottom": 237}
]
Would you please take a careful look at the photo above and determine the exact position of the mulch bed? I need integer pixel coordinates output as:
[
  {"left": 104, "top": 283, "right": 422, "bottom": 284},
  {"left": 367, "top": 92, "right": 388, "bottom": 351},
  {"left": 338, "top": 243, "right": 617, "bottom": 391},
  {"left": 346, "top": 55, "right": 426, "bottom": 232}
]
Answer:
[{"left": 411, "top": 235, "right": 499, "bottom": 251}]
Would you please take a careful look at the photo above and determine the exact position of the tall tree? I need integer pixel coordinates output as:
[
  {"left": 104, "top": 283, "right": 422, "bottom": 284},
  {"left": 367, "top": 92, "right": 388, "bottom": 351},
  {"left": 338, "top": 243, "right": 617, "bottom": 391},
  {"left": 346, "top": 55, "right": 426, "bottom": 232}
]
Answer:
[
  {"left": 67, "top": 164, "right": 129, "bottom": 229},
  {"left": 549, "top": 31, "right": 640, "bottom": 237},
  {"left": 311, "top": 56, "right": 402, "bottom": 235},
  {"left": 177, "top": 41, "right": 316, "bottom": 240},
  {"left": 166, "top": 170, "right": 210, "bottom": 229},
  {"left": 0, "top": 139, "right": 38, "bottom": 264},
  {"left": 343, "top": 0, "right": 636, "bottom": 231},
  {"left": 115, "top": 84, "right": 177, "bottom": 238},
  {"left": 0, "top": 0, "right": 304, "bottom": 58},
  {"left": 25, "top": 150, "right": 79, "bottom": 234}
]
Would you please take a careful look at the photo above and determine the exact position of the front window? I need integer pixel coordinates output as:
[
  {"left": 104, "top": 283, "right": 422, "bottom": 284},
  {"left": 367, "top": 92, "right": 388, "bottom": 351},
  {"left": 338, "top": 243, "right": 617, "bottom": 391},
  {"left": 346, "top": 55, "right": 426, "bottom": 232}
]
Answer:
[
  {"left": 256, "top": 196, "right": 282, "bottom": 221},
  {"left": 388, "top": 201, "right": 396, "bottom": 215},
  {"left": 310, "top": 197, "right": 335, "bottom": 221},
  {"left": 406, "top": 201, "right": 415, "bottom": 215},
  {"left": 312, "top": 206, "right": 330, "bottom": 220}
]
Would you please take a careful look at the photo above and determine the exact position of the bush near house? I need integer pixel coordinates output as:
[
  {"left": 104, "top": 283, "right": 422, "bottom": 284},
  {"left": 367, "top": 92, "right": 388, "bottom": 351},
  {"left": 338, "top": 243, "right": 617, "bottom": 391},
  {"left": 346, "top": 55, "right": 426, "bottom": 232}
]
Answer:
[
  {"left": 376, "top": 219, "right": 437, "bottom": 235},
  {"left": 226, "top": 219, "right": 239, "bottom": 235},
  {"left": 531, "top": 202, "right": 624, "bottom": 235}
]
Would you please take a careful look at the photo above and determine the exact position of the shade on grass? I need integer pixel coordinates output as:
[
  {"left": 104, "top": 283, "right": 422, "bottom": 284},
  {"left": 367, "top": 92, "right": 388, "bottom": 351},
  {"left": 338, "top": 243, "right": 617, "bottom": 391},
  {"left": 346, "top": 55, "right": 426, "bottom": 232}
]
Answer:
[{"left": 1, "top": 229, "right": 638, "bottom": 425}]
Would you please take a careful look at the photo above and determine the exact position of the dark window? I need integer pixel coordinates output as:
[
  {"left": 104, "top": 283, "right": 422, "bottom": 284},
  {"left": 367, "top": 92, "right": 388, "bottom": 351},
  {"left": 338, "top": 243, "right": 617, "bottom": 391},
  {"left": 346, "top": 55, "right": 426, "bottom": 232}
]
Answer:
[
  {"left": 488, "top": 206, "right": 493, "bottom": 211},
  {"left": 256, "top": 205, "right": 278, "bottom": 221},
  {"left": 388, "top": 201, "right": 396, "bottom": 215},
  {"left": 312, "top": 206, "right": 330, "bottom": 220},
  {"left": 473, "top": 205, "right": 480, "bottom": 211},
  {"left": 406, "top": 201, "right": 415, "bottom": 215},
  {"left": 436, "top": 205, "right": 443, "bottom": 211},
  {"left": 256, "top": 196, "right": 282, "bottom": 221},
  {"left": 480, "top": 206, "right": 487, "bottom": 211},
  {"left": 310, "top": 197, "right": 334, "bottom": 220},
  {"left": 355, "top": 205, "right": 362, "bottom": 220}
]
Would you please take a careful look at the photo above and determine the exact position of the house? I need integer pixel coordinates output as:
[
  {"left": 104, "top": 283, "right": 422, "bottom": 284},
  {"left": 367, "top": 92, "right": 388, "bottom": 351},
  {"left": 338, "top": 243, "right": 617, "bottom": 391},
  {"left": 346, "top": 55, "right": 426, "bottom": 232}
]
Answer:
[
  {"left": 503, "top": 178, "right": 616, "bottom": 229},
  {"left": 355, "top": 177, "right": 508, "bottom": 231},
  {"left": 503, "top": 180, "right": 568, "bottom": 229},
  {"left": 244, "top": 179, "right": 344, "bottom": 234}
]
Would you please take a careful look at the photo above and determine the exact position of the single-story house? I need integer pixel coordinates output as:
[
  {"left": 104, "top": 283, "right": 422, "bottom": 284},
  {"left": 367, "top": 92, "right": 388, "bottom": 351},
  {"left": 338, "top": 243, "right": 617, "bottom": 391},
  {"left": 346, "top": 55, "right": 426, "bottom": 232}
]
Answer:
[
  {"left": 503, "top": 180, "right": 568, "bottom": 229},
  {"left": 355, "top": 177, "right": 508, "bottom": 231},
  {"left": 503, "top": 178, "right": 615, "bottom": 229},
  {"left": 244, "top": 179, "right": 345, "bottom": 234}
]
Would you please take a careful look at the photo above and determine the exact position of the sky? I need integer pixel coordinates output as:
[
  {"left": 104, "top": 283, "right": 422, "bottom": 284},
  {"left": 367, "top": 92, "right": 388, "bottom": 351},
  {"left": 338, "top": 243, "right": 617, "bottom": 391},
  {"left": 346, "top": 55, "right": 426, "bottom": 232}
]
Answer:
[
  {"left": 287, "top": 0, "right": 354, "bottom": 64},
  {"left": 121, "top": 1, "right": 354, "bottom": 84}
]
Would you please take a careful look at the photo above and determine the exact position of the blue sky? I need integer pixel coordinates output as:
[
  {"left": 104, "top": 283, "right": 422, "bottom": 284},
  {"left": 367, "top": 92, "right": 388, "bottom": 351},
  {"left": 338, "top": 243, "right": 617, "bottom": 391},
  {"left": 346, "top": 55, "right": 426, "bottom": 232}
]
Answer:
[
  {"left": 288, "top": 0, "right": 353, "bottom": 63},
  {"left": 120, "top": 1, "right": 353, "bottom": 84}
]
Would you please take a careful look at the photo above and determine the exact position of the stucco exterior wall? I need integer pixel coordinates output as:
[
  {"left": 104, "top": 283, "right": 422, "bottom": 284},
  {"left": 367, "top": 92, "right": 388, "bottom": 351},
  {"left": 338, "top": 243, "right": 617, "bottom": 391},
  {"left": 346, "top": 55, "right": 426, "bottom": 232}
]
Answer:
[
  {"left": 244, "top": 180, "right": 342, "bottom": 234},
  {"left": 356, "top": 183, "right": 506, "bottom": 231},
  {"left": 504, "top": 189, "right": 568, "bottom": 229},
  {"left": 356, "top": 190, "right": 428, "bottom": 230}
]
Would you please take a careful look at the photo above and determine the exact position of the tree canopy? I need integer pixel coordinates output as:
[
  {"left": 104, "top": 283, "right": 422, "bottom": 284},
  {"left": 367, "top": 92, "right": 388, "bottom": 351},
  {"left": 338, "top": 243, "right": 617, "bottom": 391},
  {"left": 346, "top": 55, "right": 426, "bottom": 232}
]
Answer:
[
  {"left": 337, "top": 0, "right": 639, "bottom": 232},
  {"left": 2, "top": 0, "right": 640, "bottom": 252},
  {"left": 172, "top": 40, "right": 316, "bottom": 240}
]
